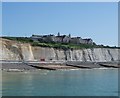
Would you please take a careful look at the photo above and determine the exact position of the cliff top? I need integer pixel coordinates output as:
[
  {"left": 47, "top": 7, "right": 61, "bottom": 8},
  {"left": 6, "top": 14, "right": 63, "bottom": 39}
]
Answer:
[{"left": 0, "top": 37, "right": 119, "bottom": 50}]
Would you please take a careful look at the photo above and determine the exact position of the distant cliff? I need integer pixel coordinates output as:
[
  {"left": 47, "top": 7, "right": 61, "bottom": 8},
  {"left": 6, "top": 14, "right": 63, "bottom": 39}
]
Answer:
[{"left": 0, "top": 38, "right": 119, "bottom": 62}]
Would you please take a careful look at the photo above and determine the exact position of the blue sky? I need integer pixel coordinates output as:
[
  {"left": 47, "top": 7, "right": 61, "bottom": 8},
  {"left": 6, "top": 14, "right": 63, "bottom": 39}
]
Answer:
[{"left": 2, "top": 2, "right": 118, "bottom": 46}]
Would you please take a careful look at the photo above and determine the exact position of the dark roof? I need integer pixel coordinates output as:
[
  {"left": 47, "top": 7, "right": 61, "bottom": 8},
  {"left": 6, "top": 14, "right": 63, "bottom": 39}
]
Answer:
[
  {"left": 56, "top": 35, "right": 66, "bottom": 38},
  {"left": 83, "top": 38, "right": 92, "bottom": 41}
]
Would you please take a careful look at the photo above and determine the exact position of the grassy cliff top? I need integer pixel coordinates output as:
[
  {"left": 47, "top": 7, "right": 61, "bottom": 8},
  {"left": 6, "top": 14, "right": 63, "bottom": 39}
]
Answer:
[{"left": 1, "top": 37, "right": 118, "bottom": 50}]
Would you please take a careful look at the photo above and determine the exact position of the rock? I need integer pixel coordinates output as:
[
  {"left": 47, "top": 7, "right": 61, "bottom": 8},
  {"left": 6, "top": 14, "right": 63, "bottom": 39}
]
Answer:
[{"left": 0, "top": 38, "right": 119, "bottom": 62}]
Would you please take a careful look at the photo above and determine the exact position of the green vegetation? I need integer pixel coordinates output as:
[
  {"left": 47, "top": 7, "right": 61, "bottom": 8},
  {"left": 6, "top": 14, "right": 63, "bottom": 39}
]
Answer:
[
  {"left": 2, "top": 37, "right": 119, "bottom": 50},
  {"left": 2, "top": 37, "right": 33, "bottom": 43}
]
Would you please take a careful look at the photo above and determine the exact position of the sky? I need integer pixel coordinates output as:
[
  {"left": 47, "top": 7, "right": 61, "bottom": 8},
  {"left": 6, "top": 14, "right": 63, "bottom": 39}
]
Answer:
[{"left": 2, "top": 2, "right": 118, "bottom": 46}]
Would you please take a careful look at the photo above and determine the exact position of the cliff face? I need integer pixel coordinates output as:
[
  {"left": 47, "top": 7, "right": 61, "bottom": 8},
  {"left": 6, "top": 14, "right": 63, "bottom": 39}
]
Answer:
[{"left": 0, "top": 38, "right": 119, "bottom": 62}]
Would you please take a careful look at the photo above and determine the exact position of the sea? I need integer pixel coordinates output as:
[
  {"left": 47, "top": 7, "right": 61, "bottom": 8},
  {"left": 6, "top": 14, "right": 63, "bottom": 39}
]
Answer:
[{"left": 1, "top": 68, "right": 118, "bottom": 96}]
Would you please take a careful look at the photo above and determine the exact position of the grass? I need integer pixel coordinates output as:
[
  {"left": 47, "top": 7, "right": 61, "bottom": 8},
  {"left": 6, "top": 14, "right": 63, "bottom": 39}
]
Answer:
[
  {"left": 2, "top": 36, "right": 119, "bottom": 50},
  {"left": 2, "top": 37, "right": 33, "bottom": 43}
]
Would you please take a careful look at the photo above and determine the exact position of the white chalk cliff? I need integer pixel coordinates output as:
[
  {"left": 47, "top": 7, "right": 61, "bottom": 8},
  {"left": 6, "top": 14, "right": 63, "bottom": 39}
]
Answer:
[{"left": 0, "top": 38, "right": 119, "bottom": 62}]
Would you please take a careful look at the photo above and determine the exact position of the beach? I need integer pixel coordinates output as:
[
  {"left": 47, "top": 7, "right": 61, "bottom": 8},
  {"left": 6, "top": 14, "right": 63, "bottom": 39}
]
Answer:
[{"left": 0, "top": 61, "right": 119, "bottom": 72}]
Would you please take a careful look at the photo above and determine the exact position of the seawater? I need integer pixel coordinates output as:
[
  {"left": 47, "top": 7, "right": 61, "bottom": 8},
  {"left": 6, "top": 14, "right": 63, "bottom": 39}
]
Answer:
[{"left": 2, "top": 69, "right": 118, "bottom": 96}]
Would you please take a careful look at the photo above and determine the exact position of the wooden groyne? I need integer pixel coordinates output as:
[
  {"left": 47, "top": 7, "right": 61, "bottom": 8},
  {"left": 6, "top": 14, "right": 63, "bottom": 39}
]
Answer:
[
  {"left": 66, "top": 61, "right": 102, "bottom": 69},
  {"left": 98, "top": 63, "right": 119, "bottom": 68},
  {"left": 66, "top": 61, "right": 119, "bottom": 68},
  {"left": 24, "top": 63, "right": 57, "bottom": 70},
  {"left": 24, "top": 63, "right": 78, "bottom": 70},
  {"left": 66, "top": 64, "right": 91, "bottom": 69}
]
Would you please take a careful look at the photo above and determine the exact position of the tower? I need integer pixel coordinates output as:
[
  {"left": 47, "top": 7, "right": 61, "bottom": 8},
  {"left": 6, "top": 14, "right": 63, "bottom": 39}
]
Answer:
[
  {"left": 57, "top": 32, "right": 60, "bottom": 36},
  {"left": 68, "top": 34, "right": 71, "bottom": 38}
]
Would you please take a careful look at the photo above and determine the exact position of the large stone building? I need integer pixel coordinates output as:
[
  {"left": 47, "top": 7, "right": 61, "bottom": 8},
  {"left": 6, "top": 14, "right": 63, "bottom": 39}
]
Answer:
[{"left": 30, "top": 33, "right": 94, "bottom": 45}]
